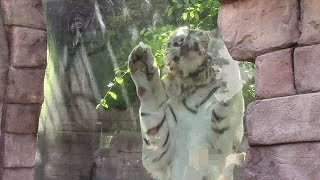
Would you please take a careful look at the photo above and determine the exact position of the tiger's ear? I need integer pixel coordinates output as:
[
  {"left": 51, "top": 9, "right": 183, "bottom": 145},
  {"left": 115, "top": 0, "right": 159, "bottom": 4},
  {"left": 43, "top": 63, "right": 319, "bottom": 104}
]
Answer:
[{"left": 207, "top": 28, "right": 221, "bottom": 39}]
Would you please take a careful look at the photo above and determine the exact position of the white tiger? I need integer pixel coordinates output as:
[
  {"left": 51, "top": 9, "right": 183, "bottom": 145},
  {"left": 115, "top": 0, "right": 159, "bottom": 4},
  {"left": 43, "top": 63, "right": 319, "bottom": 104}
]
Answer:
[{"left": 128, "top": 27, "right": 244, "bottom": 180}]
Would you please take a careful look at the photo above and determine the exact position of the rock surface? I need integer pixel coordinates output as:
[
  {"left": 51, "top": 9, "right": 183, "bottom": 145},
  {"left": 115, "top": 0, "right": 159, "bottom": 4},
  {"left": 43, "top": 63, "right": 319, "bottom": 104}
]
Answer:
[
  {"left": 299, "top": 0, "right": 320, "bottom": 45},
  {"left": 6, "top": 68, "right": 45, "bottom": 103},
  {"left": 218, "top": 0, "right": 299, "bottom": 61},
  {"left": 11, "top": 27, "right": 46, "bottom": 68},
  {"left": 294, "top": 44, "right": 320, "bottom": 93},
  {"left": 255, "top": 48, "right": 296, "bottom": 99},
  {"left": 5, "top": 104, "right": 41, "bottom": 133},
  {"left": 245, "top": 143, "right": 320, "bottom": 179},
  {"left": 246, "top": 93, "right": 320, "bottom": 145},
  {"left": 1, "top": 0, "right": 45, "bottom": 29},
  {"left": 2, "top": 168, "right": 34, "bottom": 180},
  {"left": 3, "top": 133, "right": 37, "bottom": 167}
]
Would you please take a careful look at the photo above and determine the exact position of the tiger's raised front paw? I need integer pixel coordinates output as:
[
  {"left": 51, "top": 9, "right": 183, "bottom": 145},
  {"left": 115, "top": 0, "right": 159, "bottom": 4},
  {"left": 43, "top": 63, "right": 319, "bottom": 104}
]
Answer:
[{"left": 129, "top": 42, "right": 155, "bottom": 77}]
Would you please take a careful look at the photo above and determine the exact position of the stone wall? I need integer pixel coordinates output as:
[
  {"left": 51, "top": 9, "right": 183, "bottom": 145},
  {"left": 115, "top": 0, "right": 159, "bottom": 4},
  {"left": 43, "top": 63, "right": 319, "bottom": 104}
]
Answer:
[
  {"left": 218, "top": 0, "right": 320, "bottom": 179},
  {"left": 0, "top": 0, "right": 46, "bottom": 179}
]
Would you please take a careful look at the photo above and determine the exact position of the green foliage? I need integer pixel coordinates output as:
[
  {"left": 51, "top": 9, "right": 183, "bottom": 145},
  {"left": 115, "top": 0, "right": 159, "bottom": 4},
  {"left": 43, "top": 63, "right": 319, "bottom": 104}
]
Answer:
[
  {"left": 239, "top": 62, "right": 256, "bottom": 106},
  {"left": 166, "top": 0, "right": 220, "bottom": 30},
  {"left": 98, "top": 0, "right": 255, "bottom": 109},
  {"left": 140, "top": 25, "right": 175, "bottom": 68}
]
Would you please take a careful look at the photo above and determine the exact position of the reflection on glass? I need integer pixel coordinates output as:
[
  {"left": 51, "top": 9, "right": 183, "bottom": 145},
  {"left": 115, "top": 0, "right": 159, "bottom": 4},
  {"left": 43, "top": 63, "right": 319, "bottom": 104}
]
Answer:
[{"left": 36, "top": 0, "right": 254, "bottom": 180}]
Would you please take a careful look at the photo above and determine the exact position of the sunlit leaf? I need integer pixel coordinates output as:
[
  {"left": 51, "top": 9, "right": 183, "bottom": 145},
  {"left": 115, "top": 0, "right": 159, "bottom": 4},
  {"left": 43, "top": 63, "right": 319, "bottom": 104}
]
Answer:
[
  {"left": 190, "top": 11, "right": 195, "bottom": 18},
  {"left": 102, "top": 103, "right": 109, "bottom": 108},
  {"left": 182, "top": 13, "right": 188, "bottom": 20},
  {"left": 115, "top": 77, "right": 124, "bottom": 84},
  {"left": 108, "top": 91, "right": 117, "bottom": 100},
  {"left": 161, "top": 74, "right": 168, "bottom": 80},
  {"left": 96, "top": 104, "right": 101, "bottom": 109},
  {"left": 194, "top": 12, "right": 199, "bottom": 19},
  {"left": 101, "top": 99, "right": 109, "bottom": 108}
]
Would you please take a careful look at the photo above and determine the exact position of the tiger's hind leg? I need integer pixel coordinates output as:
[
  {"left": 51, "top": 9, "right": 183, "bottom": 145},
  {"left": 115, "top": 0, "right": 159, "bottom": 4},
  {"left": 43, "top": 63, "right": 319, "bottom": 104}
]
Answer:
[{"left": 129, "top": 42, "right": 174, "bottom": 180}]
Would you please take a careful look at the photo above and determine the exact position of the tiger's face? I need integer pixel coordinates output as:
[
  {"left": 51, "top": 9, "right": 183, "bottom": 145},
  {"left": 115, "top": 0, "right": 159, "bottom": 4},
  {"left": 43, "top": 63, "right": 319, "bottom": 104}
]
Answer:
[{"left": 165, "top": 27, "right": 211, "bottom": 79}]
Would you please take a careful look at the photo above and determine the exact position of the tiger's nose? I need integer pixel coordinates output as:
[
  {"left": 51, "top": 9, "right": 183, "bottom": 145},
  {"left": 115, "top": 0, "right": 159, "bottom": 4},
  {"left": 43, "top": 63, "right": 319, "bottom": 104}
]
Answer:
[{"left": 181, "top": 42, "right": 199, "bottom": 55}]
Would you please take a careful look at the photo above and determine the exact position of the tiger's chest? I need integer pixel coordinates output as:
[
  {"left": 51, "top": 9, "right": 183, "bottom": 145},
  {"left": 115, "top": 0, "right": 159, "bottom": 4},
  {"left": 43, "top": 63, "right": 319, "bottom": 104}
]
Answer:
[{"left": 168, "top": 88, "right": 217, "bottom": 162}]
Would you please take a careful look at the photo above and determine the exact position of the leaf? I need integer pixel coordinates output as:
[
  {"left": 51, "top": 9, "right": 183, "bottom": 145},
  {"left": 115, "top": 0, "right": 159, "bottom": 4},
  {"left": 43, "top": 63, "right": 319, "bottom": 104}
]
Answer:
[
  {"left": 182, "top": 13, "right": 188, "bottom": 20},
  {"left": 96, "top": 104, "right": 101, "bottom": 109},
  {"left": 183, "top": 0, "right": 189, "bottom": 4},
  {"left": 194, "top": 12, "right": 199, "bottom": 19},
  {"left": 101, "top": 99, "right": 109, "bottom": 109},
  {"left": 144, "top": 31, "right": 151, "bottom": 36},
  {"left": 115, "top": 77, "right": 124, "bottom": 84},
  {"left": 167, "top": 7, "right": 174, "bottom": 16},
  {"left": 102, "top": 103, "right": 109, "bottom": 108},
  {"left": 190, "top": 11, "right": 195, "bottom": 18},
  {"left": 108, "top": 91, "right": 117, "bottom": 100},
  {"left": 161, "top": 74, "right": 168, "bottom": 80},
  {"left": 177, "top": 4, "right": 183, "bottom": 8},
  {"left": 140, "top": 28, "right": 146, "bottom": 35}
]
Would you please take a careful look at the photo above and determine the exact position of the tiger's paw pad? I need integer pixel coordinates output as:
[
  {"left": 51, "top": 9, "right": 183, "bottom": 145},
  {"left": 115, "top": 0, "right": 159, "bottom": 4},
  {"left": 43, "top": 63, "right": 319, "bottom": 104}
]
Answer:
[{"left": 129, "top": 42, "right": 155, "bottom": 75}]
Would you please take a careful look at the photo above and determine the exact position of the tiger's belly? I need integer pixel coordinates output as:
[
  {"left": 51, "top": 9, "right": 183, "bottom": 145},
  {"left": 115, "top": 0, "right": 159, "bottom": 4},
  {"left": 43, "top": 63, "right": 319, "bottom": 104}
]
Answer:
[{"left": 169, "top": 102, "right": 214, "bottom": 180}]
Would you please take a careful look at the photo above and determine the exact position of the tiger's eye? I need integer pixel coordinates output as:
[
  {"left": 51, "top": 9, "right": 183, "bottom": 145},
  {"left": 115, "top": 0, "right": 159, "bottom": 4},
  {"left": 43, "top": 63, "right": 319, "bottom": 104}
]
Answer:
[
  {"left": 194, "top": 42, "right": 199, "bottom": 51},
  {"left": 173, "top": 56, "right": 179, "bottom": 63}
]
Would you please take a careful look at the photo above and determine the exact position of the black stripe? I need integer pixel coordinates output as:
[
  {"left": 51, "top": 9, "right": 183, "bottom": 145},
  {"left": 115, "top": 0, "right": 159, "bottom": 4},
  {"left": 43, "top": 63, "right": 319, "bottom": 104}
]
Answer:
[
  {"left": 212, "top": 127, "right": 230, "bottom": 134},
  {"left": 211, "top": 110, "right": 224, "bottom": 122},
  {"left": 162, "top": 132, "right": 170, "bottom": 147},
  {"left": 188, "top": 60, "right": 207, "bottom": 78},
  {"left": 182, "top": 98, "right": 197, "bottom": 114},
  {"left": 161, "top": 81, "right": 169, "bottom": 99},
  {"left": 152, "top": 143, "right": 169, "bottom": 162},
  {"left": 233, "top": 145, "right": 237, "bottom": 151},
  {"left": 169, "top": 105, "right": 177, "bottom": 123},
  {"left": 141, "top": 112, "right": 151, "bottom": 116},
  {"left": 146, "top": 115, "right": 166, "bottom": 135},
  {"left": 143, "top": 138, "right": 150, "bottom": 146},
  {"left": 158, "top": 101, "right": 165, "bottom": 108},
  {"left": 222, "top": 101, "right": 231, "bottom": 107},
  {"left": 197, "top": 86, "right": 220, "bottom": 107},
  {"left": 210, "top": 141, "right": 215, "bottom": 150}
]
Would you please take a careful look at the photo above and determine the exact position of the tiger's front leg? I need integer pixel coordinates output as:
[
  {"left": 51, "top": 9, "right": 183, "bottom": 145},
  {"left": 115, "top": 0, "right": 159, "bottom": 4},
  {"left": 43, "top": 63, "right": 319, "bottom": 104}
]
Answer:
[{"left": 129, "top": 42, "right": 174, "bottom": 180}]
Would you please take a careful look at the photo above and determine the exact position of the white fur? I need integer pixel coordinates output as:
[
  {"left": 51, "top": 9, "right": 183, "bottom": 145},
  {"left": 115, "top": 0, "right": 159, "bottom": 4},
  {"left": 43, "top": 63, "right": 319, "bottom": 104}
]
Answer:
[{"left": 129, "top": 27, "right": 244, "bottom": 180}]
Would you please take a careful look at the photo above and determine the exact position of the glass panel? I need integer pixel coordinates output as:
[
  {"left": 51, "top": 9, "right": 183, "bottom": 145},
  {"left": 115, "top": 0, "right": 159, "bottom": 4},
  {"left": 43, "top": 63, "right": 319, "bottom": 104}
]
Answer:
[{"left": 35, "top": 0, "right": 255, "bottom": 180}]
